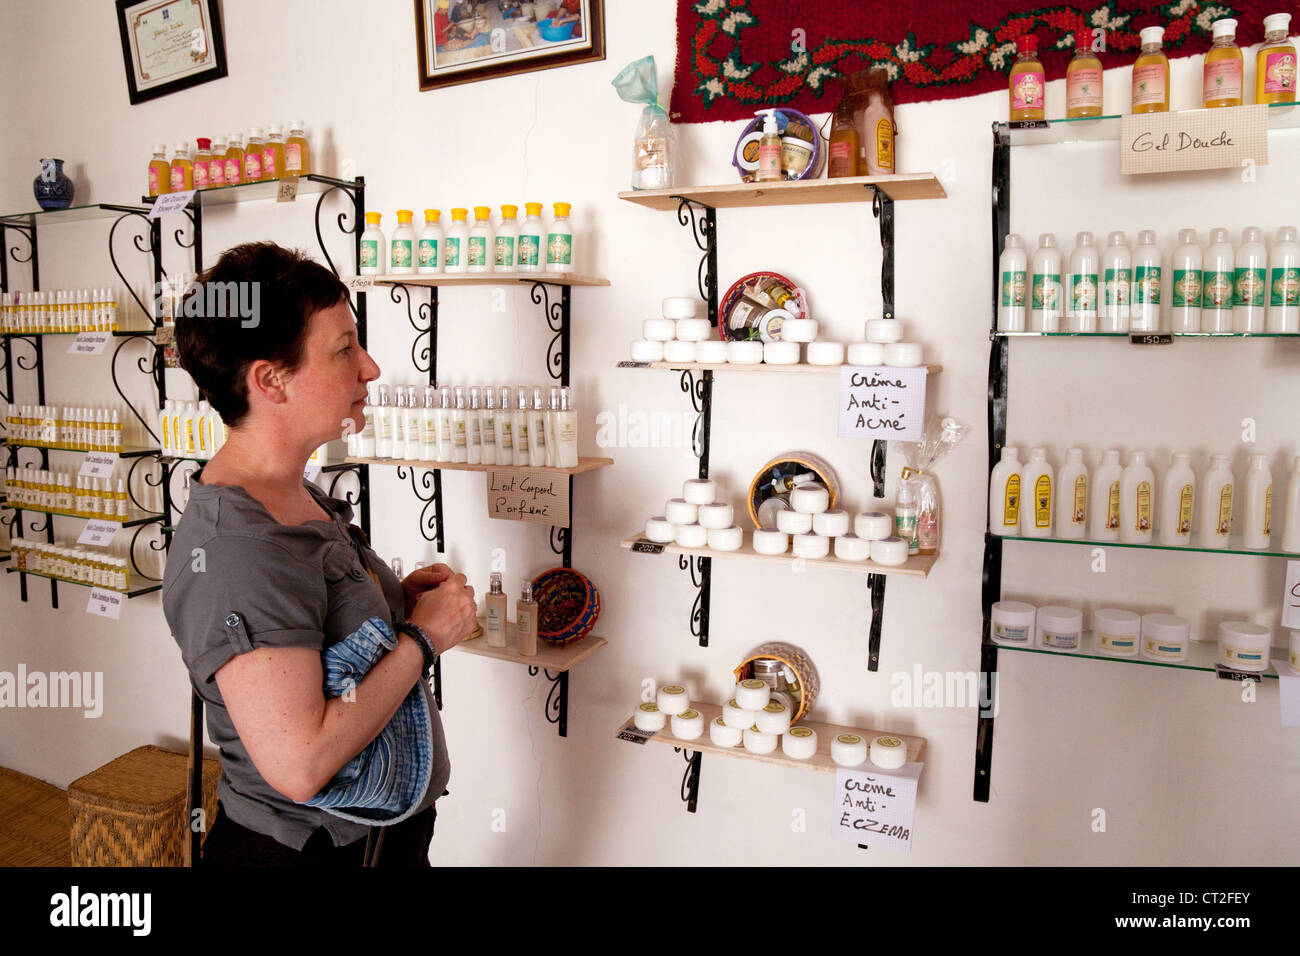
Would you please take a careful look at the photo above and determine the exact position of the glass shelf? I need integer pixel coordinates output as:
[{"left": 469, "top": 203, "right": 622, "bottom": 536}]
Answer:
[
  {"left": 5, "top": 565, "right": 159, "bottom": 598},
  {"left": 1000, "top": 102, "right": 1300, "bottom": 147},
  {"left": 994, "top": 330, "right": 1300, "bottom": 338},
  {"left": 188, "top": 175, "right": 334, "bottom": 208},
  {"left": 988, "top": 633, "right": 1284, "bottom": 679},
  {"left": 0, "top": 203, "right": 149, "bottom": 227},
  {"left": 1, "top": 503, "right": 162, "bottom": 528},
  {"left": 0, "top": 439, "right": 158, "bottom": 458},
  {"left": 998, "top": 532, "right": 1298, "bottom": 559}
]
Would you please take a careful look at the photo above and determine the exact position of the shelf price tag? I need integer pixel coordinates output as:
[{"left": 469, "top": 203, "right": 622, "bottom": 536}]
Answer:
[
  {"left": 276, "top": 178, "right": 300, "bottom": 203},
  {"left": 79, "top": 452, "right": 119, "bottom": 480},
  {"left": 616, "top": 361, "right": 651, "bottom": 369},
  {"left": 616, "top": 721, "right": 655, "bottom": 745},
  {"left": 67, "top": 332, "right": 110, "bottom": 355},
  {"left": 833, "top": 763, "right": 921, "bottom": 853},
  {"left": 1282, "top": 561, "right": 1300, "bottom": 630},
  {"left": 629, "top": 539, "right": 665, "bottom": 555},
  {"left": 485, "top": 468, "right": 570, "bottom": 528},
  {"left": 77, "top": 519, "right": 121, "bottom": 547},
  {"left": 838, "top": 366, "right": 927, "bottom": 441},
  {"left": 86, "top": 587, "right": 123, "bottom": 620},
  {"left": 148, "top": 190, "right": 196, "bottom": 220},
  {"left": 344, "top": 275, "right": 374, "bottom": 292},
  {"left": 1129, "top": 333, "right": 1173, "bottom": 345}
]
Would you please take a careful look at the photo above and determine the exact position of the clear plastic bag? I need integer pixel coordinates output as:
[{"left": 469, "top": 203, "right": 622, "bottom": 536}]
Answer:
[
  {"left": 898, "top": 416, "right": 968, "bottom": 555},
  {"left": 612, "top": 55, "right": 674, "bottom": 190}
]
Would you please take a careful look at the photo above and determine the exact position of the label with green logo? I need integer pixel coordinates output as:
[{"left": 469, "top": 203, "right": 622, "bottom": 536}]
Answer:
[
  {"left": 444, "top": 237, "right": 461, "bottom": 267},
  {"left": 1104, "top": 267, "right": 1131, "bottom": 307},
  {"left": 390, "top": 239, "right": 412, "bottom": 270},
  {"left": 1134, "top": 265, "right": 1161, "bottom": 305},
  {"left": 360, "top": 239, "right": 378, "bottom": 269},
  {"left": 518, "top": 233, "right": 541, "bottom": 267},
  {"left": 1001, "top": 270, "right": 1026, "bottom": 307},
  {"left": 1203, "top": 270, "right": 1233, "bottom": 307},
  {"left": 1071, "top": 273, "right": 1097, "bottom": 312},
  {"left": 418, "top": 238, "right": 438, "bottom": 268},
  {"left": 546, "top": 232, "right": 572, "bottom": 265},
  {"left": 468, "top": 236, "right": 488, "bottom": 267},
  {"left": 1171, "top": 269, "right": 1202, "bottom": 307},
  {"left": 1234, "top": 267, "right": 1265, "bottom": 307},
  {"left": 1270, "top": 267, "right": 1299, "bottom": 307},
  {"left": 1031, "top": 273, "right": 1060, "bottom": 309},
  {"left": 494, "top": 236, "right": 515, "bottom": 267}
]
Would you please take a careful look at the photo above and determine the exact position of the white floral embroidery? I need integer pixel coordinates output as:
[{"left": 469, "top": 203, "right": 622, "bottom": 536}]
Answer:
[
  {"left": 694, "top": 0, "right": 725, "bottom": 16},
  {"left": 724, "top": 58, "right": 756, "bottom": 79},
  {"left": 1169, "top": 0, "right": 1197, "bottom": 17},
  {"left": 957, "top": 29, "right": 990, "bottom": 55},
  {"left": 895, "top": 38, "right": 921, "bottom": 63},
  {"left": 722, "top": 12, "right": 754, "bottom": 35},
  {"left": 701, "top": 77, "right": 725, "bottom": 100},
  {"left": 779, "top": 52, "right": 808, "bottom": 74},
  {"left": 807, "top": 66, "right": 833, "bottom": 90},
  {"left": 989, "top": 42, "right": 1016, "bottom": 72}
]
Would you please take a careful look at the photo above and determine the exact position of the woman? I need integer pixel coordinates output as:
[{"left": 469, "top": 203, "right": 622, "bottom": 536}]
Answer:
[{"left": 162, "top": 242, "right": 477, "bottom": 866}]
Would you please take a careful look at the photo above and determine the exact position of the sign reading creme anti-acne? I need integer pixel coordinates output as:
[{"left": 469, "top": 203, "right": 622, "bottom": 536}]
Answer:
[
  {"left": 1120, "top": 104, "right": 1268, "bottom": 175},
  {"left": 486, "top": 468, "right": 570, "bottom": 528},
  {"left": 838, "top": 366, "right": 927, "bottom": 441},
  {"left": 832, "top": 762, "right": 921, "bottom": 852}
]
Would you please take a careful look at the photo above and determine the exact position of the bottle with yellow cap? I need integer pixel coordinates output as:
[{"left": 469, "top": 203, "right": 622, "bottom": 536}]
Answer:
[
  {"left": 494, "top": 205, "right": 519, "bottom": 272},
  {"left": 517, "top": 202, "right": 544, "bottom": 273},
  {"left": 360, "top": 212, "right": 384, "bottom": 275},
  {"left": 468, "top": 206, "right": 493, "bottom": 273},
  {"left": 546, "top": 202, "right": 574, "bottom": 274},
  {"left": 391, "top": 209, "right": 416, "bottom": 274},
  {"left": 418, "top": 209, "right": 443, "bottom": 274},
  {"left": 444, "top": 208, "right": 468, "bottom": 273}
]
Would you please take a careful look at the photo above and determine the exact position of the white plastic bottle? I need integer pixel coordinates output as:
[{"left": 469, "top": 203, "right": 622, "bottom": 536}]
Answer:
[
  {"left": 444, "top": 208, "right": 469, "bottom": 274},
  {"left": 1242, "top": 453, "right": 1273, "bottom": 550},
  {"left": 1068, "top": 232, "right": 1099, "bottom": 332},
  {"left": 418, "top": 209, "right": 443, "bottom": 274},
  {"left": 1056, "top": 447, "right": 1088, "bottom": 539},
  {"left": 468, "top": 206, "right": 493, "bottom": 273},
  {"left": 1268, "top": 226, "right": 1300, "bottom": 333},
  {"left": 1131, "top": 230, "right": 1162, "bottom": 332},
  {"left": 419, "top": 387, "right": 438, "bottom": 460},
  {"left": 356, "top": 386, "right": 376, "bottom": 458},
  {"left": 1200, "top": 454, "right": 1234, "bottom": 549},
  {"left": 1090, "top": 449, "right": 1123, "bottom": 541},
  {"left": 181, "top": 401, "right": 199, "bottom": 458},
  {"left": 467, "top": 386, "right": 483, "bottom": 466},
  {"left": 195, "top": 399, "right": 213, "bottom": 459},
  {"left": 392, "top": 386, "right": 407, "bottom": 459},
  {"left": 517, "top": 203, "right": 544, "bottom": 273},
  {"left": 1169, "top": 229, "right": 1203, "bottom": 333},
  {"left": 360, "top": 212, "right": 385, "bottom": 275},
  {"left": 555, "top": 386, "right": 578, "bottom": 469},
  {"left": 1019, "top": 447, "right": 1054, "bottom": 538},
  {"left": 1202, "top": 227, "right": 1235, "bottom": 332},
  {"left": 1119, "top": 450, "right": 1155, "bottom": 544},
  {"left": 403, "top": 385, "right": 422, "bottom": 460},
  {"left": 494, "top": 205, "right": 519, "bottom": 272},
  {"left": 988, "top": 446, "right": 1022, "bottom": 535},
  {"left": 1282, "top": 456, "right": 1300, "bottom": 553},
  {"left": 1159, "top": 453, "right": 1195, "bottom": 546},
  {"left": 480, "top": 386, "right": 498, "bottom": 466},
  {"left": 435, "top": 386, "right": 453, "bottom": 462},
  {"left": 546, "top": 203, "right": 574, "bottom": 274},
  {"left": 1100, "top": 231, "right": 1131, "bottom": 332},
  {"left": 1030, "top": 234, "right": 1062, "bottom": 332},
  {"left": 998, "top": 235, "right": 1028, "bottom": 331},
  {"left": 1234, "top": 226, "right": 1267, "bottom": 333},
  {"left": 544, "top": 387, "right": 559, "bottom": 468},
  {"left": 451, "top": 386, "right": 468, "bottom": 464},
  {"left": 374, "top": 384, "right": 393, "bottom": 459},
  {"left": 513, "top": 387, "right": 530, "bottom": 467},
  {"left": 496, "top": 386, "right": 514, "bottom": 463},
  {"left": 528, "top": 386, "right": 548, "bottom": 468},
  {"left": 390, "top": 210, "right": 416, "bottom": 275},
  {"left": 158, "top": 399, "right": 174, "bottom": 455}
]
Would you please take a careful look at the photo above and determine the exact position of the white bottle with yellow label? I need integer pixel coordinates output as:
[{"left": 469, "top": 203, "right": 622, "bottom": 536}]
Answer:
[
  {"left": 1158, "top": 453, "right": 1195, "bottom": 546},
  {"left": 1119, "top": 450, "right": 1155, "bottom": 544},
  {"left": 1056, "top": 447, "right": 1088, "bottom": 539},
  {"left": 1200, "top": 454, "right": 1234, "bottom": 550},
  {"left": 1019, "top": 447, "right": 1054, "bottom": 538},
  {"left": 1089, "top": 449, "right": 1122, "bottom": 542},
  {"left": 988, "top": 446, "right": 1021, "bottom": 536},
  {"left": 1242, "top": 453, "right": 1273, "bottom": 550}
]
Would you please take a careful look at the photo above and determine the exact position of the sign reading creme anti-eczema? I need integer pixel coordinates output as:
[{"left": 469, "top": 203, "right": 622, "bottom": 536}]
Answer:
[
  {"left": 486, "top": 468, "right": 570, "bottom": 528},
  {"left": 1120, "top": 104, "right": 1268, "bottom": 175},
  {"left": 838, "top": 366, "right": 927, "bottom": 441},
  {"left": 832, "top": 763, "right": 921, "bottom": 852}
]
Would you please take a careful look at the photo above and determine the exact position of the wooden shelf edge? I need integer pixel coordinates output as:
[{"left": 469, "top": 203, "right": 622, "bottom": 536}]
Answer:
[
  {"left": 452, "top": 624, "right": 607, "bottom": 672},
  {"left": 364, "top": 272, "right": 610, "bottom": 287},
  {"left": 618, "top": 174, "right": 947, "bottom": 209},
  {"left": 619, "top": 533, "right": 937, "bottom": 578},
  {"left": 345, "top": 455, "right": 613, "bottom": 475},
  {"left": 632, "top": 361, "right": 943, "bottom": 375}
]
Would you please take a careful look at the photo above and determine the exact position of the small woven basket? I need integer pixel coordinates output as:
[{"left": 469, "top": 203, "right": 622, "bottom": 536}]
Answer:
[
  {"left": 532, "top": 567, "right": 600, "bottom": 646},
  {"left": 732, "top": 642, "right": 821, "bottom": 722}
]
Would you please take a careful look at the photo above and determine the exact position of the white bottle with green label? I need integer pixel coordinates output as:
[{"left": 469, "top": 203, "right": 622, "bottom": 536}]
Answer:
[
  {"left": 1030, "top": 233, "right": 1062, "bottom": 332},
  {"left": 468, "top": 206, "right": 493, "bottom": 273},
  {"left": 1067, "top": 232, "right": 1099, "bottom": 332},
  {"left": 1199, "top": 454, "right": 1234, "bottom": 549},
  {"left": 1056, "top": 447, "right": 1088, "bottom": 539},
  {"left": 517, "top": 202, "right": 544, "bottom": 273},
  {"left": 997, "top": 234, "right": 1027, "bottom": 331},
  {"left": 359, "top": 212, "right": 384, "bottom": 275},
  {"left": 1169, "top": 228, "right": 1202, "bottom": 333},
  {"left": 418, "top": 209, "right": 443, "bottom": 274},
  {"left": 444, "top": 208, "right": 468, "bottom": 273},
  {"left": 390, "top": 209, "right": 415, "bottom": 274},
  {"left": 1159, "top": 452, "right": 1196, "bottom": 546},
  {"left": 546, "top": 202, "right": 575, "bottom": 274},
  {"left": 1100, "top": 231, "right": 1131, "bottom": 332},
  {"left": 1233, "top": 226, "right": 1267, "bottom": 332},
  {"left": 1202, "top": 227, "right": 1235, "bottom": 332},
  {"left": 1119, "top": 450, "right": 1155, "bottom": 544},
  {"left": 1090, "top": 449, "right": 1122, "bottom": 541},
  {"left": 1267, "top": 225, "right": 1300, "bottom": 333},
  {"left": 1019, "top": 447, "right": 1054, "bottom": 538},
  {"left": 1131, "top": 230, "right": 1162, "bottom": 332},
  {"left": 494, "top": 204, "right": 519, "bottom": 272}
]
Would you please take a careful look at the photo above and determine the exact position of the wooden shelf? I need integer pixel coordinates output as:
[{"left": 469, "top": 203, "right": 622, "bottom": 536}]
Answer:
[
  {"left": 620, "top": 533, "right": 937, "bottom": 578},
  {"left": 364, "top": 272, "right": 609, "bottom": 288},
  {"left": 347, "top": 455, "right": 612, "bottom": 475},
  {"left": 617, "top": 702, "right": 926, "bottom": 774},
  {"left": 618, "top": 174, "right": 947, "bottom": 210},
  {"left": 627, "top": 361, "right": 943, "bottom": 375},
  {"left": 453, "top": 620, "right": 606, "bottom": 671}
]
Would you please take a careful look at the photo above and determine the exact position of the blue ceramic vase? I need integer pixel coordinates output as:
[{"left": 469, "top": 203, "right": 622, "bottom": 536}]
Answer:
[{"left": 33, "top": 158, "right": 75, "bottom": 210}]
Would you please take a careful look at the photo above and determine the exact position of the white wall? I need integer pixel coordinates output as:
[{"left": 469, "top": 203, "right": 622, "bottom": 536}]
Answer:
[{"left": 1, "top": 0, "right": 1297, "bottom": 865}]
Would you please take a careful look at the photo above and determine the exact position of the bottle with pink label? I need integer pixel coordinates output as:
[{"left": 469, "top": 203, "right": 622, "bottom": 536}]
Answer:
[
  {"left": 1009, "top": 35, "right": 1046, "bottom": 122},
  {"left": 1203, "top": 18, "right": 1243, "bottom": 108},
  {"left": 1257, "top": 13, "right": 1296, "bottom": 105},
  {"left": 1132, "top": 26, "right": 1169, "bottom": 113}
]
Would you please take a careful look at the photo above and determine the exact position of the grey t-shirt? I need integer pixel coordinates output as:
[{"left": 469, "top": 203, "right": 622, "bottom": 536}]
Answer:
[{"left": 162, "top": 468, "right": 450, "bottom": 850}]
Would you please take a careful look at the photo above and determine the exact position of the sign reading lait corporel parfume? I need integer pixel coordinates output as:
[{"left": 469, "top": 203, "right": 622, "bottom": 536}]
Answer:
[
  {"left": 1120, "top": 104, "right": 1268, "bottom": 175},
  {"left": 485, "top": 468, "right": 571, "bottom": 529}
]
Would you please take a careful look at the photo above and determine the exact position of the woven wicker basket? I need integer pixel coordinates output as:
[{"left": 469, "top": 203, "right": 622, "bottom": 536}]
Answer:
[
  {"left": 732, "top": 642, "right": 821, "bottom": 722},
  {"left": 67, "top": 745, "right": 219, "bottom": 867}
]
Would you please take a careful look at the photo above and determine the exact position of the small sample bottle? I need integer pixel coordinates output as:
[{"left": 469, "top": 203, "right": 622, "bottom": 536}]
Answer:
[
  {"left": 467, "top": 386, "right": 483, "bottom": 466},
  {"left": 444, "top": 208, "right": 468, "bottom": 273},
  {"left": 1100, "top": 231, "right": 1132, "bottom": 332},
  {"left": 468, "top": 206, "right": 493, "bottom": 273},
  {"left": 516, "top": 581, "right": 538, "bottom": 657},
  {"left": 1132, "top": 26, "right": 1170, "bottom": 113},
  {"left": 1256, "top": 13, "right": 1297, "bottom": 105},
  {"left": 1131, "top": 230, "right": 1162, "bottom": 333},
  {"left": 546, "top": 203, "right": 574, "bottom": 273},
  {"left": 1009, "top": 35, "right": 1046, "bottom": 122},
  {"left": 1268, "top": 226, "right": 1300, "bottom": 333},
  {"left": 754, "top": 108, "right": 782, "bottom": 182},
  {"left": 1030, "top": 234, "right": 1062, "bottom": 332},
  {"left": 284, "top": 120, "right": 310, "bottom": 176},
  {"left": 1233, "top": 226, "right": 1267, "bottom": 333},
  {"left": 208, "top": 137, "right": 227, "bottom": 186},
  {"left": 517, "top": 203, "right": 544, "bottom": 273},
  {"left": 451, "top": 386, "right": 468, "bottom": 464},
  {"left": 1066, "top": 28, "right": 1103, "bottom": 118},
  {"left": 1119, "top": 450, "right": 1155, "bottom": 544},
  {"left": 554, "top": 386, "right": 578, "bottom": 469},
  {"left": 998, "top": 234, "right": 1028, "bottom": 331},
  {"left": 496, "top": 386, "right": 514, "bottom": 463},
  {"left": 359, "top": 212, "right": 384, "bottom": 275},
  {"left": 435, "top": 386, "right": 453, "bottom": 462},
  {"left": 224, "top": 133, "right": 244, "bottom": 186},
  {"left": 1068, "top": 231, "right": 1099, "bottom": 332},
  {"left": 494, "top": 205, "right": 518, "bottom": 272},
  {"left": 1200, "top": 454, "right": 1234, "bottom": 549},
  {"left": 1281, "top": 456, "right": 1300, "bottom": 553},
  {"left": 169, "top": 143, "right": 194, "bottom": 193},
  {"left": 513, "top": 387, "right": 530, "bottom": 467},
  {"left": 147, "top": 144, "right": 171, "bottom": 197},
  {"left": 480, "top": 387, "right": 498, "bottom": 466},
  {"left": 243, "top": 128, "right": 265, "bottom": 182},
  {"left": 262, "top": 124, "right": 286, "bottom": 180},
  {"left": 988, "top": 446, "right": 1022, "bottom": 535},
  {"left": 1019, "top": 447, "right": 1053, "bottom": 538},
  {"left": 485, "top": 573, "right": 508, "bottom": 648},
  {"left": 528, "top": 386, "right": 548, "bottom": 468},
  {"left": 1090, "top": 449, "right": 1123, "bottom": 541},
  {"left": 1170, "top": 229, "right": 1203, "bottom": 333},
  {"left": 390, "top": 210, "right": 416, "bottom": 274},
  {"left": 1242, "top": 454, "right": 1273, "bottom": 550},
  {"left": 1056, "top": 447, "right": 1088, "bottom": 539},
  {"left": 193, "top": 138, "right": 212, "bottom": 188},
  {"left": 418, "top": 210, "right": 443, "bottom": 274},
  {"left": 1159, "top": 453, "right": 1196, "bottom": 546},
  {"left": 1203, "top": 18, "right": 1243, "bottom": 108},
  {"left": 374, "top": 384, "right": 394, "bottom": 459},
  {"left": 1202, "top": 227, "right": 1235, "bottom": 332}
]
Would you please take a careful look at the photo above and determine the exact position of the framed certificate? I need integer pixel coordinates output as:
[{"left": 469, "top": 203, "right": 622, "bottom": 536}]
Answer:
[{"left": 116, "top": 0, "right": 228, "bottom": 105}]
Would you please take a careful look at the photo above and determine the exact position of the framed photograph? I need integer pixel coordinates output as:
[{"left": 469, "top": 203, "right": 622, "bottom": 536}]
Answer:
[
  {"left": 116, "top": 0, "right": 228, "bottom": 105},
  {"left": 415, "top": 0, "right": 604, "bottom": 92}
]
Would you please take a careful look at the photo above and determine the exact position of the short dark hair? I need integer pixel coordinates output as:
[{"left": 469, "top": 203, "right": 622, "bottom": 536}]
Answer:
[{"left": 175, "top": 242, "right": 347, "bottom": 428}]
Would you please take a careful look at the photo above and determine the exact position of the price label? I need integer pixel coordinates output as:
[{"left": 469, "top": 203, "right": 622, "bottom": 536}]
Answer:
[
  {"left": 79, "top": 452, "right": 119, "bottom": 480},
  {"left": 154, "top": 325, "right": 175, "bottom": 345},
  {"left": 616, "top": 361, "right": 651, "bottom": 368},
  {"left": 616, "top": 722, "right": 655, "bottom": 745},
  {"left": 276, "top": 177, "right": 300, "bottom": 203},
  {"left": 1010, "top": 119, "right": 1051, "bottom": 130},
  {"left": 1129, "top": 333, "right": 1173, "bottom": 345},
  {"left": 87, "top": 587, "right": 123, "bottom": 620},
  {"left": 832, "top": 762, "right": 921, "bottom": 853},
  {"left": 149, "top": 190, "right": 196, "bottom": 219},
  {"left": 630, "top": 539, "right": 665, "bottom": 555},
  {"left": 77, "top": 519, "right": 121, "bottom": 547},
  {"left": 344, "top": 275, "right": 375, "bottom": 292},
  {"left": 67, "top": 332, "right": 110, "bottom": 355}
]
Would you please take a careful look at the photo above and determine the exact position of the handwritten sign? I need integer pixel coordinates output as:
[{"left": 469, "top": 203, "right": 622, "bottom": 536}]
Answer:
[
  {"left": 344, "top": 275, "right": 375, "bottom": 292},
  {"left": 1283, "top": 561, "right": 1300, "bottom": 630},
  {"left": 77, "top": 519, "right": 121, "bottom": 547},
  {"left": 1120, "top": 105, "right": 1268, "bottom": 175},
  {"left": 276, "top": 178, "right": 299, "bottom": 203},
  {"left": 833, "top": 762, "right": 921, "bottom": 853},
  {"left": 86, "top": 587, "right": 123, "bottom": 620},
  {"left": 79, "top": 452, "right": 119, "bottom": 480},
  {"left": 838, "top": 366, "right": 927, "bottom": 441},
  {"left": 67, "top": 332, "right": 110, "bottom": 355},
  {"left": 485, "top": 468, "right": 571, "bottom": 528},
  {"left": 149, "top": 190, "right": 196, "bottom": 219}
]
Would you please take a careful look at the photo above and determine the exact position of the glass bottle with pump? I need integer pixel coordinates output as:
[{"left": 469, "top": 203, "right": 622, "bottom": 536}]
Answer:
[
  {"left": 360, "top": 212, "right": 384, "bottom": 275},
  {"left": 374, "top": 384, "right": 394, "bottom": 459},
  {"left": 1257, "top": 13, "right": 1297, "bottom": 104},
  {"left": 243, "top": 128, "right": 265, "bottom": 181},
  {"left": 1009, "top": 35, "right": 1046, "bottom": 122},
  {"left": 528, "top": 387, "right": 548, "bottom": 468},
  {"left": 436, "top": 386, "right": 453, "bottom": 462},
  {"left": 169, "top": 144, "right": 194, "bottom": 193},
  {"left": 193, "top": 139, "right": 212, "bottom": 189},
  {"left": 284, "top": 120, "right": 310, "bottom": 176},
  {"left": 1132, "top": 27, "right": 1170, "bottom": 113},
  {"left": 1203, "top": 18, "right": 1243, "bottom": 108},
  {"left": 418, "top": 210, "right": 442, "bottom": 274},
  {"left": 467, "top": 386, "right": 483, "bottom": 465},
  {"left": 555, "top": 386, "right": 578, "bottom": 469},
  {"left": 517, "top": 203, "right": 544, "bottom": 273},
  {"left": 224, "top": 133, "right": 244, "bottom": 186},
  {"left": 419, "top": 387, "right": 438, "bottom": 460},
  {"left": 516, "top": 580, "right": 538, "bottom": 657},
  {"left": 468, "top": 207, "right": 493, "bottom": 273},
  {"left": 444, "top": 208, "right": 468, "bottom": 273},
  {"left": 451, "top": 386, "right": 468, "bottom": 464},
  {"left": 754, "top": 108, "right": 782, "bottom": 181},
  {"left": 513, "top": 387, "right": 530, "bottom": 467},
  {"left": 486, "top": 573, "right": 508, "bottom": 648},
  {"left": 390, "top": 210, "right": 415, "bottom": 274},
  {"left": 495, "top": 386, "right": 514, "bottom": 463},
  {"left": 147, "top": 145, "right": 170, "bottom": 197},
  {"left": 495, "top": 205, "right": 518, "bottom": 272},
  {"left": 404, "top": 385, "right": 421, "bottom": 460},
  {"left": 1066, "top": 28, "right": 1103, "bottom": 117},
  {"left": 263, "top": 124, "right": 286, "bottom": 179},
  {"left": 546, "top": 203, "right": 574, "bottom": 273},
  {"left": 545, "top": 387, "right": 559, "bottom": 468},
  {"left": 481, "top": 387, "right": 498, "bottom": 466}
]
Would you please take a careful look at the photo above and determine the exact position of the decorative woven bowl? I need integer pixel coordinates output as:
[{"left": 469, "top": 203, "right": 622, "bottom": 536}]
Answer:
[
  {"left": 733, "top": 642, "right": 820, "bottom": 722},
  {"left": 531, "top": 567, "right": 600, "bottom": 646},
  {"left": 718, "top": 270, "right": 806, "bottom": 342},
  {"left": 746, "top": 451, "right": 840, "bottom": 528}
]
